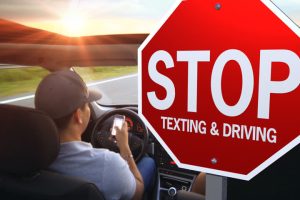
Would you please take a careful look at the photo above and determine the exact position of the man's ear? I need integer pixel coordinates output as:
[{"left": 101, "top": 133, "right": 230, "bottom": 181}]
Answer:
[{"left": 74, "top": 108, "right": 83, "bottom": 124}]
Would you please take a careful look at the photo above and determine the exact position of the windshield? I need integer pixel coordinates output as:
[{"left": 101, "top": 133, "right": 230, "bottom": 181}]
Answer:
[{"left": 0, "top": 1, "right": 298, "bottom": 107}]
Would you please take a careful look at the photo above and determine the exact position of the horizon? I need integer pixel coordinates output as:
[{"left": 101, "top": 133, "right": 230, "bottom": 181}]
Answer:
[{"left": 0, "top": 0, "right": 299, "bottom": 37}]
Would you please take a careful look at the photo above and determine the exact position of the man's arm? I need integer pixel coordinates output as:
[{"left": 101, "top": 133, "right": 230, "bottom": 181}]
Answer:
[
  {"left": 115, "top": 123, "right": 144, "bottom": 200},
  {"left": 191, "top": 173, "right": 206, "bottom": 195}
]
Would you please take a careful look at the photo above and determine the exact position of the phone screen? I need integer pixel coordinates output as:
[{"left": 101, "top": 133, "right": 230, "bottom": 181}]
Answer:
[{"left": 111, "top": 115, "right": 125, "bottom": 136}]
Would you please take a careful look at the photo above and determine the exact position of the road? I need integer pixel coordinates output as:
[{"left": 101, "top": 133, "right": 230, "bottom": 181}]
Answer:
[{"left": 0, "top": 74, "right": 138, "bottom": 108}]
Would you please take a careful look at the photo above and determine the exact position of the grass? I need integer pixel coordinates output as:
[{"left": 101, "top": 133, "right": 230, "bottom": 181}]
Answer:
[{"left": 0, "top": 66, "right": 137, "bottom": 98}]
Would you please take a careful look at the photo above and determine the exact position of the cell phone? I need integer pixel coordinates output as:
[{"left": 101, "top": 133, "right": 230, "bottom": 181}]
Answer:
[{"left": 111, "top": 115, "right": 125, "bottom": 136}]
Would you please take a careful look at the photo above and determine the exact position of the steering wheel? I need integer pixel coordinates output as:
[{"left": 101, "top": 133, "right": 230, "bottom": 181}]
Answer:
[{"left": 91, "top": 108, "right": 149, "bottom": 162}]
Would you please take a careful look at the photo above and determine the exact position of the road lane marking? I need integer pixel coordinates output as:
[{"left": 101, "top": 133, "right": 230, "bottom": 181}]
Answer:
[
  {"left": 0, "top": 74, "right": 137, "bottom": 104},
  {"left": 0, "top": 95, "right": 35, "bottom": 104},
  {"left": 87, "top": 74, "right": 137, "bottom": 87}
]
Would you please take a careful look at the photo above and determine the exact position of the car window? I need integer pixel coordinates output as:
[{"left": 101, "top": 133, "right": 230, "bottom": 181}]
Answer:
[{"left": 0, "top": 0, "right": 175, "bottom": 107}]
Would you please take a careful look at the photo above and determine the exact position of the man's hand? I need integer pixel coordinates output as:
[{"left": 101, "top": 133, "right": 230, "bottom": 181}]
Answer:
[
  {"left": 115, "top": 122, "right": 129, "bottom": 151},
  {"left": 115, "top": 122, "right": 144, "bottom": 200}
]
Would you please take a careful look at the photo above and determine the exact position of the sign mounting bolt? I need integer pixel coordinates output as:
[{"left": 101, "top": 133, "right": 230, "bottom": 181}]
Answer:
[
  {"left": 211, "top": 158, "right": 218, "bottom": 164},
  {"left": 215, "top": 3, "right": 221, "bottom": 10}
]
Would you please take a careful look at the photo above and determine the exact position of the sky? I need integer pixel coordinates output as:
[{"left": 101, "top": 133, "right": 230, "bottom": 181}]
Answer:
[{"left": 0, "top": 0, "right": 299, "bottom": 37}]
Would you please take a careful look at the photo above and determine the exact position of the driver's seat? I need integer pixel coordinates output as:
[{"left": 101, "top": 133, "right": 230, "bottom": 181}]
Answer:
[{"left": 0, "top": 104, "right": 105, "bottom": 200}]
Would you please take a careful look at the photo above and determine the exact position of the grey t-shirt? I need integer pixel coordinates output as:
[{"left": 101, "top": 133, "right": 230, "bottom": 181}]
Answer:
[{"left": 49, "top": 141, "right": 136, "bottom": 200}]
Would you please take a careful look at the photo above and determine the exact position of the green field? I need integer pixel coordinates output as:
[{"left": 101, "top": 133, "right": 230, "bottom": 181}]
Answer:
[{"left": 0, "top": 66, "right": 137, "bottom": 98}]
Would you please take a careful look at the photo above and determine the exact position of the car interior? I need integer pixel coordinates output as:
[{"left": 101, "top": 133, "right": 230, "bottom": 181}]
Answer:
[
  {"left": 0, "top": 87, "right": 205, "bottom": 200},
  {"left": 0, "top": 96, "right": 206, "bottom": 200}
]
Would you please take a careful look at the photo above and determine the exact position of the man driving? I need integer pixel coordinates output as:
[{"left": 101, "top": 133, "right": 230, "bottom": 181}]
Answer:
[{"left": 35, "top": 70, "right": 155, "bottom": 200}]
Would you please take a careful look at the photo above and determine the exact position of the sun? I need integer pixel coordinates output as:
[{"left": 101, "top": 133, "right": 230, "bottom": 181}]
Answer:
[{"left": 61, "top": 13, "right": 86, "bottom": 37}]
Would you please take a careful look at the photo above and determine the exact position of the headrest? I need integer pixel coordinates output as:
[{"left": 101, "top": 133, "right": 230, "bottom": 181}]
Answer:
[{"left": 0, "top": 104, "right": 60, "bottom": 175}]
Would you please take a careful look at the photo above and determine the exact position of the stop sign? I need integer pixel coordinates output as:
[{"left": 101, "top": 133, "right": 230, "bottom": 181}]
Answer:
[{"left": 138, "top": 0, "right": 300, "bottom": 180}]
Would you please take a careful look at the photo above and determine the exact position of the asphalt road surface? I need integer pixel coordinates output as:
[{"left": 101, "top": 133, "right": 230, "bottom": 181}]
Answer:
[{"left": 0, "top": 74, "right": 138, "bottom": 108}]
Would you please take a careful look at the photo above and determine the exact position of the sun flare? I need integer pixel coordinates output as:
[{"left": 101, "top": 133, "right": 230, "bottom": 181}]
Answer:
[{"left": 61, "top": 13, "right": 86, "bottom": 37}]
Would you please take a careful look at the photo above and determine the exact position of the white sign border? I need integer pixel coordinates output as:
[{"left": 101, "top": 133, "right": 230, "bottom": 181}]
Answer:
[{"left": 138, "top": 0, "right": 300, "bottom": 181}]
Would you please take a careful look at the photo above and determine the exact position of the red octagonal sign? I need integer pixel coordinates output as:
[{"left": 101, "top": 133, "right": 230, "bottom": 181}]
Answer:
[{"left": 138, "top": 0, "right": 300, "bottom": 180}]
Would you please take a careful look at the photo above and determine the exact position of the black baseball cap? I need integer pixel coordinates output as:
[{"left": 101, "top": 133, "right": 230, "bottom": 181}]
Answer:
[{"left": 35, "top": 70, "right": 102, "bottom": 119}]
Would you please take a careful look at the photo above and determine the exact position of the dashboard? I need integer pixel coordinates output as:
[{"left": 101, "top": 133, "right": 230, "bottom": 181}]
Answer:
[
  {"left": 122, "top": 109, "right": 199, "bottom": 199},
  {"left": 153, "top": 136, "right": 198, "bottom": 199},
  {"left": 124, "top": 116, "right": 145, "bottom": 139}
]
